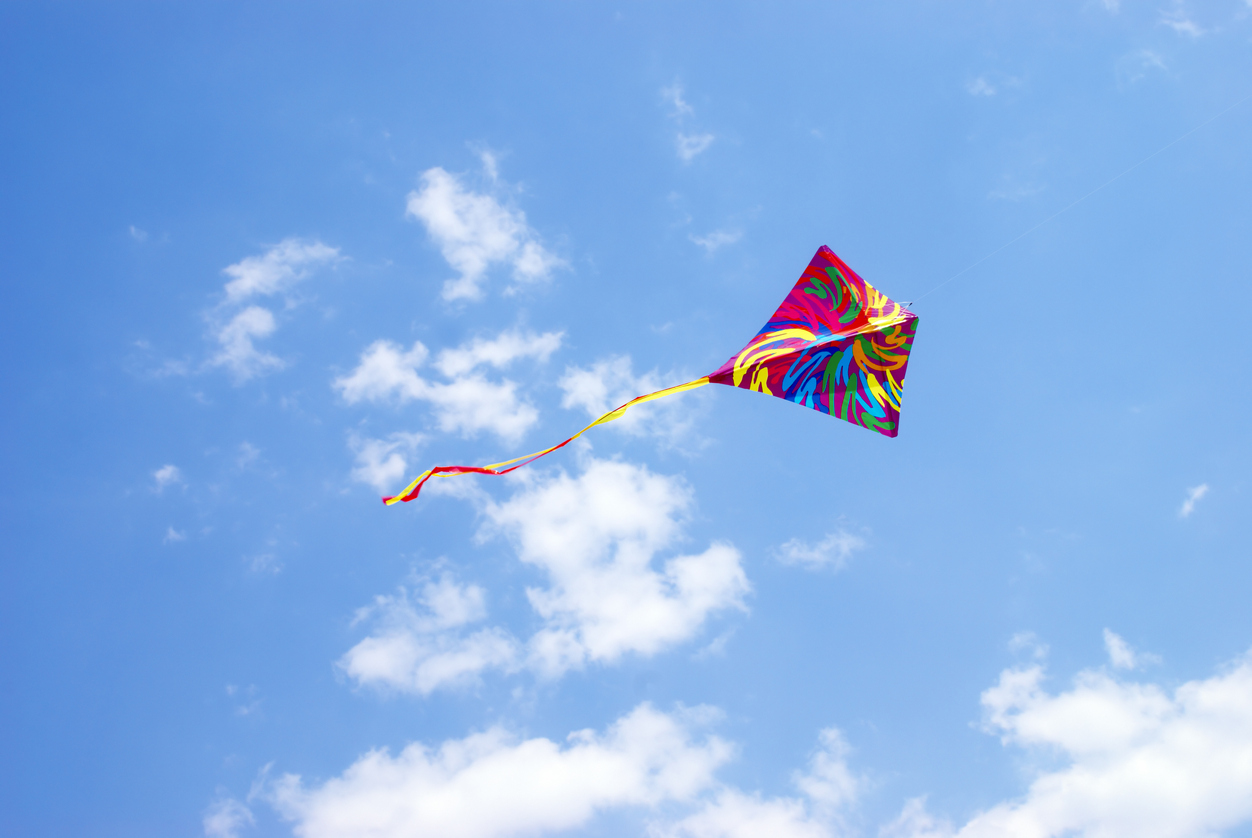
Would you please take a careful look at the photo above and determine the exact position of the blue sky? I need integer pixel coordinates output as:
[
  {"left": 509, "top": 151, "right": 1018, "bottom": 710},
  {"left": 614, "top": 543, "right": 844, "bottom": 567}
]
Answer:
[{"left": 2, "top": 2, "right": 1251, "bottom": 837}]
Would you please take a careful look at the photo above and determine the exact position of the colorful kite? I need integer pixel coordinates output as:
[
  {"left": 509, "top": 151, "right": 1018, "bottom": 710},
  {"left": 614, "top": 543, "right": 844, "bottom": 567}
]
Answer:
[{"left": 383, "top": 246, "right": 918, "bottom": 505}]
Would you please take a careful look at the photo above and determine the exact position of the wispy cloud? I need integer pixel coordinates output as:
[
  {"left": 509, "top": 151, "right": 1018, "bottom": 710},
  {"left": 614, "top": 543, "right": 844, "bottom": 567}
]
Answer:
[
  {"left": 203, "top": 796, "right": 253, "bottom": 838},
  {"left": 775, "top": 530, "right": 865, "bottom": 572},
  {"left": 676, "top": 133, "right": 715, "bottom": 162},
  {"left": 559, "top": 355, "right": 708, "bottom": 449},
  {"left": 129, "top": 225, "right": 148, "bottom": 242},
  {"left": 1160, "top": 8, "right": 1204, "bottom": 37},
  {"left": 1103, "top": 628, "right": 1161, "bottom": 670},
  {"left": 163, "top": 526, "right": 186, "bottom": 544},
  {"left": 661, "top": 83, "right": 695, "bottom": 117},
  {"left": 688, "top": 229, "right": 742, "bottom": 254},
  {"left": 663, "top": 83, "right": 715, "bottom": 163},
  {"left": 152, "top": 464, "right": 183, "bottom": 492},
  {"left": 1179, "top": 483, "right": 1209, "bottom": 517},
  {"left": 1116, "top": 50, "right": 1169, "bottom": 86},
  {"left": 406, "top": 158, "right": 565, "bottom": 301},
  {"left": 206, "top": 239, "right": 340, "bottom": 382},
  {"left": 967, "top": 77, "right": 997, "bottom": 96},
  {"left": 222, "top": 238, "right": 341, "bottom": 303}
]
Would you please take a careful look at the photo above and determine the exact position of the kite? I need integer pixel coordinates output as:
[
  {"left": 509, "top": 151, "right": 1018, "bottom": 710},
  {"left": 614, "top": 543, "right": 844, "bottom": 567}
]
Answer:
[{"left": 383, "top": 245, "right": 918, "bottom": 505}]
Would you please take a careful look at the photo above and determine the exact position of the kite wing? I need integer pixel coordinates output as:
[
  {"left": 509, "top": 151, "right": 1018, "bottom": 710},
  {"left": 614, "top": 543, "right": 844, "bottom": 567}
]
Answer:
[
  {"left": 383, "top": 245, "right": 918, "bottom": 505},
  {"left": 707, "top": 245, "right": 917, "bottom": 437}
]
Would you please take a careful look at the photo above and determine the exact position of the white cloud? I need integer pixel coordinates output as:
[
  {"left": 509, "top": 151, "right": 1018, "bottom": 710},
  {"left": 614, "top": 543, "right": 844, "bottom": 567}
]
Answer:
[
  {"left": 209, "top": 305, "right": 284, "bottom": 381},
  {"left": 226, "top": 683, "right": 262, "bottom": 716},
  {"left": 1103, "top": 628, "right": 1160, "bottom": 670},
  {"left": 559, "top": 355, "right": 705, "bottom": 447},
  {"left": 129, "top": 224, "right": 148, "bottom": 242},
  {"left": 880, "top": 797, "right": 954, "bottom": 838},
  {"left": 249, "top": 553, "right": 281, "bottom": 574},
  {"left": 200, "top": 239, "right": 338, "bottom": 382},
  {"left": 1099, "top": 0, "right": 1119, "bottom": 11},
  {"left": 1117, "top": 50, "right": 1168, "bottom": 86},
  {"left": 689, "top": 229, "right": 742, "bottom": 254},
  {"left": 406, "top": 165, "right": 564, "bottom": 301},
  {"left": 967, "top": 77, "right": 996, "bottom": 96},
  {"left": 892, "top": 644, "right": 1252, "bottom": 838},
  {"left": 656, "top": 727, "right": 862, "bottom": 838},
  {"left": 434, "top": 330, "right": 563, "bottom": 377},
  {"left": 485, "top": 458, "right": 749, "bottom": 677},
  {"left": 677, "top": 133, "right": 716, "bottom": 162},
  {"left": 164, "top": 526, "right": 186, "bottom": 544},
  {"left": 1008, "top": 631, "right": 1049, "bottom": 660},
  {"left": 334, "top": 330, "right": 561, "bottom": 444},
  {"left": 775, "top": 531, "right": 865, "bottom": 572},
  {"left": 662, "top": 83, "right": 695, "bottom": 117},
  {"left": 268, "top": 702, "right": 732, "bottom": 838},
  {"left": 1179, "top": 483, "right": 1208, "bottom": 518},
  {"left": 1160, "top": 10, "right": 1204, "bottom": 36},
  {"left": 349, "top": 432, "right": 425, "bottom": 494},
  {"left": 334, "top": 340, "right": 429, "bottom": 404},
  {"left": 662, "top": 83, "right": 715, "bottom": 162},
  {"left": 204, "top": 796, "right": 254, "bottom": 838},
  {"left": 152, "top": 463, "right": 183, "bottom": 492},
  {"left": 339, "top": 574, "right": 520, "bottom": 695},
  {"left": 222, "top": 238, "right": 340, "bottom": 303}
]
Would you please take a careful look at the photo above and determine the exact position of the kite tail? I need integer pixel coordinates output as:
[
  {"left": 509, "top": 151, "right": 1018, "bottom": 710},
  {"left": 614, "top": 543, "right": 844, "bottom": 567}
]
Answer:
[{"left": 381, "top": 376, "right": 711, "bottom": 505}]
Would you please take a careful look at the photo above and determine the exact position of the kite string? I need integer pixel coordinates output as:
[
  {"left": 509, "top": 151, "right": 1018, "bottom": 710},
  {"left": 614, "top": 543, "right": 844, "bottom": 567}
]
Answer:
[
  {"left": 913, "top": 91, "right": 1252, "bottom": 303},
  {"left": 382, "top": 376, "right": 711, "bottom": 505}
]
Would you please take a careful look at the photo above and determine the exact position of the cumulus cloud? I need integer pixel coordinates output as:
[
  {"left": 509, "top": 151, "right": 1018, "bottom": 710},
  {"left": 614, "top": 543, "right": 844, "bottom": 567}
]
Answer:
[
  {"left": 348, "top": 432, "right": 425, "bottom": 494},
  {"left": 656, "top": 727, "right": 862, "bottom": 838},
  {"left": 209, "top": 306, "right": 284, "bottom": 380},
  {"left": 152, "top": 463, "right": 183, "bottom": 492},
  {"left": 689, "top": 229, "right": 742, "bottom": 254},
  {"left": 222, "top": 238, "right": 340, "bottom": 303},
  {"left": 891, "top": 644, "right": 1252, "bottom": 838},
  {"left": 1179, "top": 483, "right": 1208, "bottom": 518},
  {"left": 775, "top": 530, "right": 865, "bottom": 572},
  {"left": 485, "top": 458, "right": 749, "bottom": 677},
  {"left": 204, "top": 796, "right": 254, "bottom": 838},
  {"left": 406, "top": 164, "right": 564, "bottom": 301},
  {"left": 559, "top": 355, "right": 706, "bottom": 447},
  {"left": 339, "top": 574, "right": 520, "bottom": 695},
  {"left": 334, "top": 330, "right": 562, "bottom": 444},
  {"left": 268, "top": 702, "right": 732, "bottom": 838},
  {"left": 164, "top": 526, "right": 186, "bottom": 544}
]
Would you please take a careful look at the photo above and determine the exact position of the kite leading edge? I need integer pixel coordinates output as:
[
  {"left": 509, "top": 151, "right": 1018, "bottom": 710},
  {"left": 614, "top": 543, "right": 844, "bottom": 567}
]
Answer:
[{"left": 382, "top": 245, "right": 918, "bottom": 506}]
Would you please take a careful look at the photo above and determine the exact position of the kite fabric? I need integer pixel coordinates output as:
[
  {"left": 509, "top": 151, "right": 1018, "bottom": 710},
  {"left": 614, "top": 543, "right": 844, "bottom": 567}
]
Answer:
[{"left": 383, "top": 245, "right": 918, "bottom": 505}]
